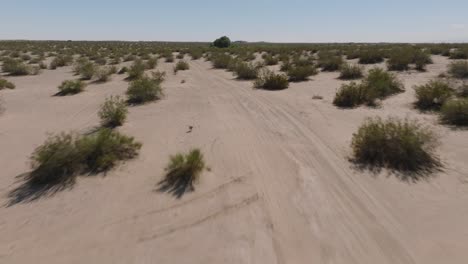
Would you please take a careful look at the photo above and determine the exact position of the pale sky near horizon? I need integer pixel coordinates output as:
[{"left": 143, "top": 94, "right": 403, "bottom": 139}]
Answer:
[{"left": 1, "top": 0, "right": 467, "bottom": 43}]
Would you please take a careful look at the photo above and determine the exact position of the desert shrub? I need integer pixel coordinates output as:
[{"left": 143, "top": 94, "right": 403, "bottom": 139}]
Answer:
[
  {"left": 211, "top": 53, "right": 232, "bottom": 69},
  {"left": 39, "top": 61, "right": 47, "bottom": 69},
  {"left": 78, "top": 62, "right": 97, "bottom": 80},
  {"left": 351, "top": 117, "right": 440, "bottom": 172},
  {"left": 2, "top": 58, "right": 30, "bottom": 75},
  {"left": 339, "top": 63, "right": 363, "bottom": 80},
  {"left": 234, "top": 62, "right": 258, "bottom": 80},
  {"left": 126, "top": 75, "right": 163, "bottom": 104},
  {"left": 95, "top": 67, "right": 112, "bottom": 82},
  {"left": 358, "top": 50, "right": 384, "bottom": 64},
  {"left": 387, "top": 50, "right": 412, "bottom": 71},
  {"left": 254, "top": 69, "right": 289, "bottom": 90},
  {"left": 164, "top": 149, "right": 206, "bottom": 189},
  {"left": 333, "top": 82, "right": 370, "bottom": 107},
  {"left": 414, "top": 51, "right": 432, "bottom": 71},
  {"left": 151, "top": 71, "right": 166, "bottom": 84},
  {"left": 440, "top": 99, "right": 468, "bottom": 126},
  {"left": 449, "top": 49, "right": 468, "bottom": 60},
  {"left": 318, "top": 53, "right": 343, "bottom": 71},
  {"left": 287, "top": 65, "right": 317, "bottom": 82},
  {"left": 176, "top": 53, "right": 185, "bottom": 59},
  {"left": 146, "top": 57, "right": 158, "bottom": 69},
  {"left": 50, "top": 55, "right": 73, "bottom": 69},
  {"left": 333, "top": 68, "right": 403, "bottom": 107},
  {"left": 109, "top": 57, "right": 121, "bottom": 65},
  {"left": 364, "top": 68, "right": 404, "bottom": 98},
  {"left": 213, "top": 36, "right": 231, "bottom": 48},
  {"left": 99, "top": 96, "right": 128, "bottom": 127},
  {"left": 163, "top": 52, "right": 175, "bottom": 63},
  {"left": 0, "top": 78, "right": 15, "bottom": 90},
  {"left": 414, "top": 80, "right": 454, "bottom": 110},
  {"left": 57, "top": 80, "right": 85, "bottom": 95},
  {"left": 457, "top": 84, "right": 468, "bottom": 97},
  {"left": 94, "top": 57, "right": 107, "bottom": 65},
  {"left": 28, "top": 129, "right": 141, "bottom": 184},
  {"left": 189, "top": 49, "right": 203, "bottom": 60},
  {"left": 127, "top": 60, "right": 146, "bottom": 80},
  {"left": 263, "top": 55, "right": 279, "bottom": 66},
  {"left": 174, "top": 60, "right": 190, "bottom": 73},
  {"left": 448, "top": 61, "right": 468, "bottom": 79}
]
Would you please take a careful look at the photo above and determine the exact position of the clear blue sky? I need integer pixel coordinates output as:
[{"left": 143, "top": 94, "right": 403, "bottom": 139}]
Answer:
[{"left": 1, "top": 0, "right": 467, "bottom": 42}]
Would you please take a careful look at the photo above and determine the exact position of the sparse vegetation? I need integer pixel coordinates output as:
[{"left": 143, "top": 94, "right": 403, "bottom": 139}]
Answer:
[
  {"left": 174, "top": 60, "right": 190, "bottom": 74},
  {"left": 440, "top": 98, "right": 468, "bottom": 126},
  {"left": 57, "top": 80, "right": 86, "bottom": 95},
  {"left": 98, "top": 96, "right": 128, "bottom": 127},
  {"left": 126, "top": 75, "right": 163, "bottom": 104},
  {"left": 234, "top": 62, "right": 258, "bottom": 80},
  {"left": 414, "top": 80, "right": 454, "bottom": 110},
  {"left": 287, "top": 65, "right": 317, "bottom": 82},
  {"left": 339, "top": 63, "right": 363, "bottom": 80},
  {"left": 28, "top": 129, "right": 141, "bottom": 184},
  {"left": 448, "top": 61, "right": 468, "bottom": 79},
  {"left": 351, "top": 117, "right": 440, "bottom": 172},
  {"left": 162, "top": 149, "right": 206, "bottom": 193},
  {"left": 254, "top": 69, "right": 289, "bottom": 90},
  {"left": 0, "top": 78, "right": 15, "bottom": 90}
]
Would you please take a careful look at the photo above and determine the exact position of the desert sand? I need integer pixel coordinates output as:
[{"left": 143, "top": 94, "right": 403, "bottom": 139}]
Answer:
[{"left": 1, "top": 55, "right": 468, "bottom": 264}]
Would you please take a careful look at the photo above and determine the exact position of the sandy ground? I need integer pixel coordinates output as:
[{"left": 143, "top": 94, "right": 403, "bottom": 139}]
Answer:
[{"left": 1, "top": 56, "right": 468, "bottom": 264}]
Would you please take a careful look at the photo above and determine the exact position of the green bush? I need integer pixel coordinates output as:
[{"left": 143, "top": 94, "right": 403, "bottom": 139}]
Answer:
[
  {"left": 263, "top": 55, "right": 279, "bottom": 66},
  {"left": 287, "top": 65, "right": 317, "bottom": 82},
  {"left": 333, "top": 68, "right": 404, "bottom": 107},
  {"left": 174, "top": 60, "right": 190, "bottom": 73},
  {"left": 127, "top": 60, "right": 146, "bottom": 80},
  {"left": 358, "top": 50, "right": 384, "bottom": 64},
  {"left": 2, "top": 58, "right": 30, "bottom": 75},
  {"left": 254, "top": 70, "right": 289, "bottom": 90},
  {"left": 126, "top": 75, "right": 163, "bottom": 104},
  {"left": 57, "top": 80, "right": 86, "bottom": 95},
  {"left": 387, "top": 51, "right": 411, "bottom": 71},
  {"left": 95, "top": 67, "right": 112, "bottom": 82},
  {"left": 164, "top": 149, "right": 206, "bottom": 189},
  {"left": 50, "top": 55, "right": 73, "bottom": 69},
  {"left": 333, "top": 82, "right": 369, "bottom": 107},
  {"left": 414, "top": 80, "right": 454, "bottom": 110},
  {"left": 440, "top": 98, "right": 468, "bottom": 126},
  {"left": 449, "top": 49, "right": 468, "bottom": 60},
  {"left": 79, "top": 62, "right": 97, "bottom": 80},
  {"left": 0, "top": 78, "right": 15, "bottom": 90},
  {"left": 448, "top": 61, "right": 468, "bottom": 79},
  {"left": 318, "top": 53, "right": 343, "bottom": 71},
  {"left": 211, "top": 53, "right": 232, "bottom": 69},
  {"left": 28, "top": 129, "right": 141, "bottom": 184},
  {"left": 351, "top": 117, "right": 440, "bottom": 172},
  {"left": 213, "top": 36, "right": 231, "bottom": 48},
  {"left": 364, "top": 68, "right": 404, "bottom": 98},
  {"left": 339, "top": 63, "right": 363, "bottom": 80},
  {"left": 151, "top": 71, "right": 166, "bottom": 84},
  {"left": 146, "top": 57, "right": 158, "bottom": 69},
  {"left": 98, "top": 96, "right": 128, "bottom": 127},
  {"left": 234, "top": 62, "right": 258, "bottom": 80}
]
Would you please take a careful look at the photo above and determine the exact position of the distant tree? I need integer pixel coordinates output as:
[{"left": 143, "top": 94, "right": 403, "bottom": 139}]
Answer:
[{"left": 213, "top": 36, "right": 231, "bottom": 48}]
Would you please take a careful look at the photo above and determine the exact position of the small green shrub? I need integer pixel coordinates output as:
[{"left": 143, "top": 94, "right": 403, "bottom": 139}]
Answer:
[
  {"left": 318, "top": 53, "right": 343, "bottom": 71},
  {"left": 440, "top": 98, "right": 468, "bottom": 126},
  {"left": 234, "top": 62, "right": 258, "bottom": 80},
  {"left": 146, "top": 57, "right": 158, "bottom": 69},
  {"left": 339, "top": 63, "right": 363, "bottom": 80},
  {"left": 2, "top": 58, "right": 30, "bottom": 75},
  {"left": 333, "top": 82, "right": 369, "bottom": 107},
  {"left": 211, "top": 53, "right": 232, "bottom": 69},
  {"left": 126, "top": 75, "right": 163, "bottom": 104},
  {"left": 263, "top": 55, "right": 279, "bottom": 66},
  {"left": 28, "top": 129, "right": 141, "bottom": 184},
  {"left": 95, "top": 67, "right": 112, "bottom": 82},
  {"left": 254, "top": 70, "right": 289, "bottom": 90},
  {"left": 174, "top": 60, "right": 190, "bottom": 73},
  {"left": 127, "top": 60, "right": 146, "bottom": 80},
  {"left": 151, "top": 71, "right": 166, "bottom": 84},
  {"left": 351, "top": 117, "right": 440, "bottom": 172},
  {"left": 387, "top": 51, "right": 411, "bottom": 71},
  {"left": 79, "top": 62, "right": 97, "bottom": 80},
  {"left": 287, "top": 65, "right": 317, "bottom": 82},
  {"left": 358, "top": 50, "right": 384, "bottom": 64},
  {"left": 164, "top": 149, "right": 206, "bottom": 190},
  {"left": 364, "top": 68, "right": 404, "bottom": 98},
  {"left": 448, "top": 61, "right": 468, "bottom": 79},
  {"left": 99, "top": 96, "right": 128, "bottom": 127},
  {"left": 213, "top": 36, "right": 231, "bottom": 48},
  {"left": 0, "top": 78, "right": 15, "bottom": 90},
  {"left": 414, "top": 80, "right": 454, "bottom": 110},
  {"left": 57, "top": 80, "right": 85, "bottom": 95}
]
